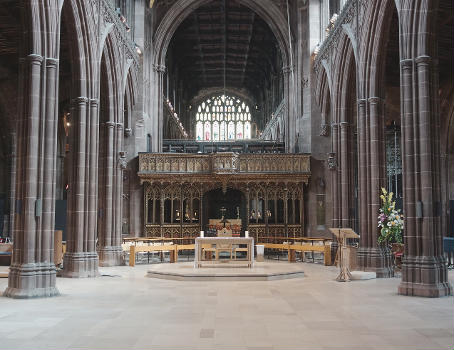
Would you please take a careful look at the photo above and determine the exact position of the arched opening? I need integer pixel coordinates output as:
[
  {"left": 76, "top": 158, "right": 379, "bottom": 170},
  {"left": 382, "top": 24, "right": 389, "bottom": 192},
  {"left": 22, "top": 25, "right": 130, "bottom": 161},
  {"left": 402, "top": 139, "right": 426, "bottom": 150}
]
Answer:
[
  {"left": 158, "top": 0, "right": 290, "bottom": 149},
  {"left": 0, "top": 1, "right": 20, "bottom": 240},
  {"left": 383, "top": 6, "right": 402, "bottom": 211},
  {"left": 203, "top": 188, "right": 246, "bottom": 234},
  {"left": 437, "top": 0, "right": 454, "bottom": 238},
  {"left": 55, "top": 3, "right": 76, "bottom": 243},
  {"left": 345, "top": 49, "right": 358, "bottom": 233}
]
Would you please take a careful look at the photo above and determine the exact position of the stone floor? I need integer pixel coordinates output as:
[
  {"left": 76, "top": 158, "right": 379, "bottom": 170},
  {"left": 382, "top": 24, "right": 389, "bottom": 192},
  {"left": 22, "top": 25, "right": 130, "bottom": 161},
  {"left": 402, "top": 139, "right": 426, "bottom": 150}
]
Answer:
[{"left": 0, "top": 261, "right": 453, "bottom": 350}]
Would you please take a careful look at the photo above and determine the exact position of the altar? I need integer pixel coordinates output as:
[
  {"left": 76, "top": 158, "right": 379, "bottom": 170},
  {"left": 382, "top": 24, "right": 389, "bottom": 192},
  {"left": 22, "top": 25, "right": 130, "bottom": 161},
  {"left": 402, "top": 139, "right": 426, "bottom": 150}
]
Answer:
[{"left": 194, "top": 237, "right": 254, "bottom": 268}]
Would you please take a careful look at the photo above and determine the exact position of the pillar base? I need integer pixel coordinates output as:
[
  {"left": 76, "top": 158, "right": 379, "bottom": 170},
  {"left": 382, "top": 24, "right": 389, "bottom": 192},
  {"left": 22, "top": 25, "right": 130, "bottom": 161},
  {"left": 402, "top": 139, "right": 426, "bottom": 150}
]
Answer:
[
  {"left": 357, "top": 246, "right": 394, "bottom": 278},
  {"left": 398, "top": 255, "right": 453, "bottom": 297},
  {"left": 61, "top": 252, "right": 99, "bottom": 278},
  {"left": 4, "top": 262, "right": 59, "bottom": 299},
  {"left": 98, "top": 246, "right": 123, "bottom": 267}
]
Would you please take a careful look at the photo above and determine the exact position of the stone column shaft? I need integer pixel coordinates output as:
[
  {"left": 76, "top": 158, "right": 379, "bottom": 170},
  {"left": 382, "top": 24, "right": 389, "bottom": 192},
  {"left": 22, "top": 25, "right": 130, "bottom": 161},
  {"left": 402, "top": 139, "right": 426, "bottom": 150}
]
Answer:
[
  {"left": 62, "top": 96, "right": 99, "bottom": 277},
  {"left": 6, "top": 54, "right": 59, "bottom": 298},
  {"left": 98, "top": 120, "right": 122, "bottom": 266},
  {"left": 340, "top": 121, "right": 349, "bottom": 227},
  {"left": 398, "top": 56, "right": 452, "bottom": 297},
  {"left": 331, "top": 123, "right": 339, "bottom": 228},
  {"left": 356, "top": 98, "right": 393, "bottom": 277},
  {"left": 8, "top": 131, "right": 17, "bottom": 238}
]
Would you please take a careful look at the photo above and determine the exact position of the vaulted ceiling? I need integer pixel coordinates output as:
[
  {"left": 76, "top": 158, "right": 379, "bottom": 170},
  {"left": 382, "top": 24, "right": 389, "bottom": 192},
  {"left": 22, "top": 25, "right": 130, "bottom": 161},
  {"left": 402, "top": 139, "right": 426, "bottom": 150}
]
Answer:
[{"left": 166, "top": 0, "right": 282, "bottom": 104}]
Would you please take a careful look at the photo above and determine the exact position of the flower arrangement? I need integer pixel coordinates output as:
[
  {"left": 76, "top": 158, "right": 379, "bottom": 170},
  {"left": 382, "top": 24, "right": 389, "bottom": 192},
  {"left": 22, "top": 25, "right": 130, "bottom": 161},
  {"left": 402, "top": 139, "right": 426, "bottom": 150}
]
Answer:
[{"left": 378, "top": 188, "right": 404, "bottom": 244}]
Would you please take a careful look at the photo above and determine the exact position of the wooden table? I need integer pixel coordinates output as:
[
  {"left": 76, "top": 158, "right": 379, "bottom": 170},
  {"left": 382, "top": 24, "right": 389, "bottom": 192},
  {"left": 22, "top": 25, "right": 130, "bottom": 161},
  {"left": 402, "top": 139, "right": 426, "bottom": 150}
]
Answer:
[{"left": 195, "top": 237, "right": 254, "bottom": 268}]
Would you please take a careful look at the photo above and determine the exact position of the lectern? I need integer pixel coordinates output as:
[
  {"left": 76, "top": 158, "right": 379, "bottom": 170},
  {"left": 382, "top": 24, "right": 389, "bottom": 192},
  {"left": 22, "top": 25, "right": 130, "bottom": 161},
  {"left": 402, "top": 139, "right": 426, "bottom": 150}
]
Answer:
[{"left": 329, "top": 228, "right": 359, "bottom": 282}]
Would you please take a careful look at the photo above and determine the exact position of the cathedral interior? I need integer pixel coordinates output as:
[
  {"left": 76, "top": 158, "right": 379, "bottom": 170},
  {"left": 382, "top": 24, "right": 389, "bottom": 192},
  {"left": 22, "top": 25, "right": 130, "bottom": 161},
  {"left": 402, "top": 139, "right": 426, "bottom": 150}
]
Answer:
[{"left": 0, "top": 0, "right": 453, "bottom": 349}]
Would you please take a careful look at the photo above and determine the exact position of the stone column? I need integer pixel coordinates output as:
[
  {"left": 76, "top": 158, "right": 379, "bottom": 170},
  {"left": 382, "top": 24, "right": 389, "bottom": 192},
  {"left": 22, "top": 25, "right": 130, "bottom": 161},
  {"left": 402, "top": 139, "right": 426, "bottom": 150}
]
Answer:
[
  {"left": 7, "top": 131, "right": 17, "bottom": 238},
  {"left": 111, "top": 123, "right": 125, "bottom": 263},
  {"left": 62, "top": 96, "right": 99, "bottom": 278},
  {"left": 87, "top": 99, "right": 100, "bottom": 263},
  {"left": 357, "top": 99, "right": 369, "bottom": 253},
  {"left": 98, "top": 121, "right": 122, "bottom": 266},
  {"left": 245, "top": 187, "right": 250, "bottom": 230},
  {"left": 282, "top": 66, "right": 296, "bottom": 152},
  {"left": 331, "top": 123, "right": 340, "bottom": 228},
  {"left": 284, "top": 187, "right": 289, "bottom": 238},
  {"left": 5, "top": 55, "right": 59, "bottom": 298},
  {"left": 398, "top": 57, "right": 452, "bottom": 297},
  {"left": 340, "top": 121, "right": 349, "bottom": 227},
  {"left": 356, "top": 97, "right": 393, "bottom": 277},
  {"left": 152, "top": 65, "right": 165, "bottom": 152}
]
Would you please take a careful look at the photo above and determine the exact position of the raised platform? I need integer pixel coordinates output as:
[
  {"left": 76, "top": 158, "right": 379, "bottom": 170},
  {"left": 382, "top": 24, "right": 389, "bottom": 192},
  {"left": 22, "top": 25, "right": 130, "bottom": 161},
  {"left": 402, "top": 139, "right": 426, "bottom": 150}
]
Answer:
[{"left": 146, "top": 261, "right": 304, "bottom": 281}]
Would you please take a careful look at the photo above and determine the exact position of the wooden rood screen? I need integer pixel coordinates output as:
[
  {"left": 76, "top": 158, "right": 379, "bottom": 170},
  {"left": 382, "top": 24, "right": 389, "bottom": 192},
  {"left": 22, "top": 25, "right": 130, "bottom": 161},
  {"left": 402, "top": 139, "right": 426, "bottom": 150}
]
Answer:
[{"left": 138, "top": 152, "right": 311, "bottom": 243}]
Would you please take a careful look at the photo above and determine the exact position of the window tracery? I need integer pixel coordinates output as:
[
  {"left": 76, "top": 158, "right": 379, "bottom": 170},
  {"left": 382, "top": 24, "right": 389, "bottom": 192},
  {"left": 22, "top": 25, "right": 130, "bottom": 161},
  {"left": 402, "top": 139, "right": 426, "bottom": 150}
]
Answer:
[{"left": 195, "top": 95, "right": 252, "bottom": 141}]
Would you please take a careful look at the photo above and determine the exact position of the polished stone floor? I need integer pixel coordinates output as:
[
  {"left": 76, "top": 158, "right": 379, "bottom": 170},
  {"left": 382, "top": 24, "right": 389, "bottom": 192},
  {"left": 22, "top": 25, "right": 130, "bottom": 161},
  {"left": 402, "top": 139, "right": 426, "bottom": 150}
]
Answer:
[{"left": 0, "top": 261, "right": 453, "bottom": 350}]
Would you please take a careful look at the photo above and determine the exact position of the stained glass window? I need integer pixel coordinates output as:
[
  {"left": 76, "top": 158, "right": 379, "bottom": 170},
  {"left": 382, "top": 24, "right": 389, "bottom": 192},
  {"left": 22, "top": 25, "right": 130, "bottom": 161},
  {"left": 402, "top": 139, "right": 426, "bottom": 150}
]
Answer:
[{"left": 195, "top": 95, "right": 253, "bottom": 141}]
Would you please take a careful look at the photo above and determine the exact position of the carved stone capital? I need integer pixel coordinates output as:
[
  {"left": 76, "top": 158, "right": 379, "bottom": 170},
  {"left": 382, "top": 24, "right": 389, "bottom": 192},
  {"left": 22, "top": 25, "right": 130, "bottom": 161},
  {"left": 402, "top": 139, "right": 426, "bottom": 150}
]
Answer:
[
  {"left": 89, "top": 99, "right": 99, "bottom": 107},
  {"left": 105, "top": 121, "right": 115, "bottom": 128},
  {"left": 400, "top": 59, "right": 413, "bottom": 69},
  {"left": 368, "top": 97, "right": 381, "bottom": 105},
  {"left": 153, "top": 64, "right": 166, "bottom": 73},
  {"left": 281, "top": 65, "right": 293, "bottom": 74},
  {"left": 327, "top": 152, "right": 337, "bottom": 170},
  {"left": 124, "top": 128, "right": 132, "bottom": 137},
  {"left": 27, "top": 54, "right": 43, "bottom": 65},
  {"left": 339, "top": 121, "right": 349, "bottom": 129},
  {"left": 319, "top": 123, "right": 329, "bottom": 136},
  {"left": 357, "top": 99, "right": 367, "bottom": 107},
  {"left": 415, "top": 55, "right": 431, "bottom": 66},
  {"left": 118, "top": 151, "right": 127, "bottom": 170},
  {"left": 45, "top": 58, "right": 59, "bottom": 68},
  {"left": 72, "top": 97, "right": 89, "bottom": 106}
]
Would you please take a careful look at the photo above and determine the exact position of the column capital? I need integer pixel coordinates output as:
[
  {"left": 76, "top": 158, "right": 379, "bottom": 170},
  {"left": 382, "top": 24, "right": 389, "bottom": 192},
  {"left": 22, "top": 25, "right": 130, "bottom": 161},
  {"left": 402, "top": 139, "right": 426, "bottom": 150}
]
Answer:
[
  {"left": 368, "top": 97, "right": 381, "bottom": 104},
  {"left": 105, "top": 121, "right": 115, "bottom": 128},
  {"left": 320, "top": 123, "right": 329, "bottom": 136},
  {"left": 339, "top": 121, "right": 349, "bottom": 129},
  {"left": 357, "top": 98, "right": 367, "bottom": 107},
  {"left": 45, "top": 58, "right": 59, "bottom": 68},
  {"left": 415, "top": 55, "right": 431, "bottom": 66},
  {"left": 26, "top": 54, "right": 44, "bottom": 65},
  {"left": 153, "top": 64, "right": 166, "bottom": 73},
  {"left": 331, "top": 123, "right": 339, "bottom": 130},
  {"left": 327, "top": 152, "right": 337, "bottom": 170},
  {"left": 89, "top": 99, "right": 99, "bottom": 107},
  {"left": 72, "top": 97, "right": 89, "bottom": 105},
  {"left": 116, "top": 122, "right": 124, "bottom": 129},
  {"left": 281, "top": 65, "right": 293, "bottom": 74},
  {"left": 400, "top": 59, "right": 413, "bottom": 69}
]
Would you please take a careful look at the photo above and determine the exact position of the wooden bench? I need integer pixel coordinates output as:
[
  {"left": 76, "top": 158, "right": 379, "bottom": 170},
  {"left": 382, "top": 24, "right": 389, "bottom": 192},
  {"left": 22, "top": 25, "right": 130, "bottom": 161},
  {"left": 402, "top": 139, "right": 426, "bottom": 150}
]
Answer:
[
  {"left": 258, "top": 242, "right": 331, "bottom": 266},
  {"left": 0, "top": 243, "right": 13, "bottom": 266},
  {"left": 289, "top": 244, "right": 331, "bottom": 266},
  {"left": 129, "top": 244, "right": 177, "bottom": 266}
]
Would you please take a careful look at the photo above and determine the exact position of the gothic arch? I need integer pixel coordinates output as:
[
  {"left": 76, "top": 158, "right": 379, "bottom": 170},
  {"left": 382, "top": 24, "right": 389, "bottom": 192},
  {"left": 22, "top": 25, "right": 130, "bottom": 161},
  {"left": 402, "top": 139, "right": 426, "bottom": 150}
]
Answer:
[
  {"left": 123, "top": 67, "right": 137, "bottom": 132},
  {"left": 153, "top": 0, "right": 292, "bottom": 68},
  {"left": 359, "top": 0, "right": 397, "bottom": 98}
]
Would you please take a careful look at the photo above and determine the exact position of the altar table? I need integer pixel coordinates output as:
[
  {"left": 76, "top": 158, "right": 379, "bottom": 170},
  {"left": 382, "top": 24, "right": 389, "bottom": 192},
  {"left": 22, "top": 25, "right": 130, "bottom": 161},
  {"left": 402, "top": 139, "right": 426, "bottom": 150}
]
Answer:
[{"left": 194, "top": 237, "right": 254, "bottom": 268}]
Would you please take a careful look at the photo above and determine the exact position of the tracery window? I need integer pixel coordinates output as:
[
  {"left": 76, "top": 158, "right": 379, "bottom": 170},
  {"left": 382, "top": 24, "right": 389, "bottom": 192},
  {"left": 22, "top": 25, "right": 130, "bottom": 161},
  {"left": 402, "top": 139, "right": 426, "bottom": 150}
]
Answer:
[{"left": 195, "top": 95, "right": 252, "bottom": 141}]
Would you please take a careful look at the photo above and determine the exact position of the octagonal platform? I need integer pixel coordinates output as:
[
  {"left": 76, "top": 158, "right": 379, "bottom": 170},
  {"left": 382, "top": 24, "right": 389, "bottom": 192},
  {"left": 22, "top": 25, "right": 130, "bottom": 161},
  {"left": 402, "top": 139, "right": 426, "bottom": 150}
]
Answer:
[{"left": 146, "top": 261, "right": 305, "bottom": 281}]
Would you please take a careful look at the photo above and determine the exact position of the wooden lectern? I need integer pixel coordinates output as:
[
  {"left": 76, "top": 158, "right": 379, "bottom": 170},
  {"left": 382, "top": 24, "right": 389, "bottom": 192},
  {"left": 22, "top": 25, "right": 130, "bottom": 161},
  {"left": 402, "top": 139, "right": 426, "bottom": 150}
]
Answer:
[{"left": 329, "top": 228, "right": 359, "bottom": 282}]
